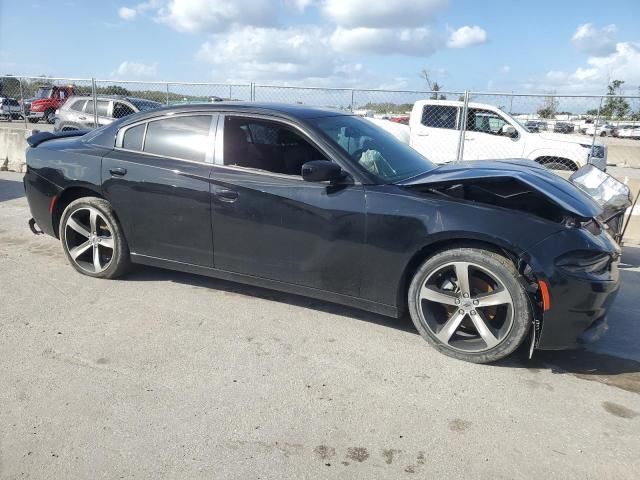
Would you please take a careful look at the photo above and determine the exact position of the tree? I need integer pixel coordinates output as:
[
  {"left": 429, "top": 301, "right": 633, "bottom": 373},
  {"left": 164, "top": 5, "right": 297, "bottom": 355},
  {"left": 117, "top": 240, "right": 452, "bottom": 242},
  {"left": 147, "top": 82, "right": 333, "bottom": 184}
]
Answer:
[
  {"left": 0, "top": 75, "right": 22, "bottom": 99},
  {"left": 537, "top": 93, "right": 559, "bottom": 119},
  {"left": 601, "top": 80, "right": 630, "bottom": 119},
  {"left": 419, "top": 69, "right": 446, "bottom": 100}
]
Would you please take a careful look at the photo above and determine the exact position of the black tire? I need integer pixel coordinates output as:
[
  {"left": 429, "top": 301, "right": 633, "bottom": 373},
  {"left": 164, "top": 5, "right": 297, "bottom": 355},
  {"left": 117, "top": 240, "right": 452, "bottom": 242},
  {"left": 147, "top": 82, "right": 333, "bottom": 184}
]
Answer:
[
  {"left": 45, "top": 109, "right": 55, "bottom": 124},
  {"left": 408, "top": 247, "right": 531, "bottom": 363},
  {"left": 59, "top": 197, "right": 130, "bottom": 279},
  {"left": 600, "top": 131, "right": 607, "bottom": 137},
  {"left": 28, "top": 117, "right": 39, "bottom": 123}
]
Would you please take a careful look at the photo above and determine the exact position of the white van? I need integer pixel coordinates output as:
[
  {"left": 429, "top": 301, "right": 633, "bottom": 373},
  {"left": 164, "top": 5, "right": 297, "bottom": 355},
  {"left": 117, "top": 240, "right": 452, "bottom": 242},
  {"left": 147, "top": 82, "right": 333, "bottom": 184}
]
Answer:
[{"left": 409, "top": 100, "right": 607, "bottom": 171}]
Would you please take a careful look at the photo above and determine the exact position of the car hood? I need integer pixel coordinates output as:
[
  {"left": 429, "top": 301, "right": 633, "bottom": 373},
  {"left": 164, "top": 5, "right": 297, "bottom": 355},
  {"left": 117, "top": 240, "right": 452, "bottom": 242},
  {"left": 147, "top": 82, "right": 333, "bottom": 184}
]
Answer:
[{"left": 397, "top": 159, "right": 602, "bottom": 219}]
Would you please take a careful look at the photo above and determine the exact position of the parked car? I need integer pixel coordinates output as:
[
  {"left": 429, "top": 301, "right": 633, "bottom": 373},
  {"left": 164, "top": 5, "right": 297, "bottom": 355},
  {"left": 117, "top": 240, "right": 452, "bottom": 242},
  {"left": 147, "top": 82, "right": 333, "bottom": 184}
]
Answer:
[
  {"left": 24, "top": 84, "right": 76, "bottom": 124},
  {"left": 24, "top": 103, "right": 620, "bottom": 363},
  {"left": 0, "top": 97, "right": 22, "bottom": 121},
  {"left": 553, "top": 121, "right": 575, "bottom": 134},
  {"left": 617, "top": 126, "right": 640, "bottom": 139},
  {"left": 524, "top": 120, "right": 540, "bottom": 132},
  {"left": 54, "top": 96, "right": 162, "bottom": 132},
  {"left": 409, "top": 100, "right": 607, "bottom": 171},
  {"left": 612, "top": 125, "right": 634, "bottom": 137},
  {"left": 389, "top": 115, "right": 410, "bottom": 125},
  {"left": 583, "top": 123, "right": 614, "bottom": 137}
]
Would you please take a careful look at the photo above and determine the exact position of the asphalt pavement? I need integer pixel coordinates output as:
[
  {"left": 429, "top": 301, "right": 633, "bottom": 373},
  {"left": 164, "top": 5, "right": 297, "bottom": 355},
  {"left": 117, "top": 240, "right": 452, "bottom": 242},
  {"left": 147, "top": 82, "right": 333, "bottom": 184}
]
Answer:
[{"left": 1, "top": 171, "right": 639, "bottom": 479}]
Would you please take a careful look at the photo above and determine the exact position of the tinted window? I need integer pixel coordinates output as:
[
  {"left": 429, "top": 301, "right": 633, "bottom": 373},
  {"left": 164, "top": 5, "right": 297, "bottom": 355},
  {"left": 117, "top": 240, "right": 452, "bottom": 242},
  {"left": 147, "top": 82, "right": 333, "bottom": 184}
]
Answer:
[
  {"left": 8, "top": 99, "right": 19, "bottom": 106},
  {"left": 310, "top": 115, "right": 435, "bottom": 182},
  {"left": 421, "top": 105, "right": 458, "bottom": 129},
  {"left": 144, "top": 115, "right": 211, "bottom": 162},
  {"left": 128, "top": 99, "right": 161, "bottom": 112},
  {"left": 70, "top": 99, "right": 86, "bottom": 112},
  {"left": 224, "top": 117, "right": 326, "bottom": 176},
  {"left": 113, "top": 102, "right": 135, "bottom": 119},
  {"left": 122, "top": 123, "right": 146, "bottom": 151}
]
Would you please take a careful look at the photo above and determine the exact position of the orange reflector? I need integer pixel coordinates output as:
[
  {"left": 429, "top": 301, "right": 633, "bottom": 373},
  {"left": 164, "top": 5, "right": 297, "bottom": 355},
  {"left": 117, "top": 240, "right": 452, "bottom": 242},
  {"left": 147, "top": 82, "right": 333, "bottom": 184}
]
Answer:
[
  {"left": 48, "top": 195, "right": 57, "bottom": 214},
  {"left": 539, "top": 280, "right": 551, "bottom": 311}
]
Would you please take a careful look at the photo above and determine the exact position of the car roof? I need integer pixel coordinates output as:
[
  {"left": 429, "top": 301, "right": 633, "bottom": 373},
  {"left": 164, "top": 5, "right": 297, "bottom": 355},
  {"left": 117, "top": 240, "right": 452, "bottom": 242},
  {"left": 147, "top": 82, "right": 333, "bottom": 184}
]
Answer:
[{"left": 121, "top": 102, "right": 350, "bottom": 121}]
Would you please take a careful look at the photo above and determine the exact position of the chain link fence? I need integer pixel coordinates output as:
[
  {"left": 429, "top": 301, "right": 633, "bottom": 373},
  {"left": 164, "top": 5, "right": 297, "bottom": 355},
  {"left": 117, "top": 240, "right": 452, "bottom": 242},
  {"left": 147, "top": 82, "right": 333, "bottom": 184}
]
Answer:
[{"left": 2, "top": 75, "right": 640, "bottom": 171}]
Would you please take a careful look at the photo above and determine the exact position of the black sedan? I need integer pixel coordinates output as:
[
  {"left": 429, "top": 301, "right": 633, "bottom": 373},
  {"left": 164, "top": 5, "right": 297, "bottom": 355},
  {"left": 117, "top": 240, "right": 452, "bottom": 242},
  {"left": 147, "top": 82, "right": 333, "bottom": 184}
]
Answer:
[{"left": 24, "top": 103, "right": 621, "bottom": 363}]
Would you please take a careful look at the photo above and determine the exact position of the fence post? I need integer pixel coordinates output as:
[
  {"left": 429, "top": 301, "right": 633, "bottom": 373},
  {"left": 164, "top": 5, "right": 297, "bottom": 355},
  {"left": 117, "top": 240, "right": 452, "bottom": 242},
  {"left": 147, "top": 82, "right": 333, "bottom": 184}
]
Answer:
[
  {"left": 19, "top": 77, "right": 28, "bottom": 129},
  {"left": 91, "top": 78, "right": 98, "bottom": 128},
  {"left": 509, "top": 91, "right": 514, "bottom": 114},
  {"left": 455, "top": 90, "right": 470, "bottom": 162},
  {"left": 229, "top": 84, "right": 232, "bottom": 100},
  {"left": 166, "top": 83, "right": 170, "bottom": 105},
  {"left": 589, "top": 96, "right": 603, "bottom": 165},
  {"left": 350, "top": 89, "right": 355, "bottom": 112}
]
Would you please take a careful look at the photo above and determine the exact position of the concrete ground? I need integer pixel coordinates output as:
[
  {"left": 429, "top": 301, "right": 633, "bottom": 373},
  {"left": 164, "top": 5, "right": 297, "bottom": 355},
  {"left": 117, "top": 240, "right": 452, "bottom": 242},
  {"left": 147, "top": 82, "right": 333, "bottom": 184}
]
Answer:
[{"left": 1, "top": 171, "right": 639, "bottom": 479}]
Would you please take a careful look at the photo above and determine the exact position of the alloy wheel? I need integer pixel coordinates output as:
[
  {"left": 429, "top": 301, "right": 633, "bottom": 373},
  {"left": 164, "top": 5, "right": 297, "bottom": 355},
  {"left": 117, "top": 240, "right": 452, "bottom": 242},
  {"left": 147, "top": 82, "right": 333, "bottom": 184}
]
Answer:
[
  {"left": 64, "top": 206, "right": 115, "bottom": 274},
  {"left": 417, "top": 261, "right": 515, "bottom": 352}
]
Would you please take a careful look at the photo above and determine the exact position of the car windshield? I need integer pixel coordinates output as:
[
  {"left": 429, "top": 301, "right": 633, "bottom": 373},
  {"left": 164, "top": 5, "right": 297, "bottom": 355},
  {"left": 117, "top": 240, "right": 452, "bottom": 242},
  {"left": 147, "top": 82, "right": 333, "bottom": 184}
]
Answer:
[
  {"left": 309, "top": 115, "right": 436, "bottom": 182},
  {"left": 129, "top": 99, "right": 161, "bottom": 111},
  {"left": 34, "top": 87, "right": 53, "bottom": 99}
]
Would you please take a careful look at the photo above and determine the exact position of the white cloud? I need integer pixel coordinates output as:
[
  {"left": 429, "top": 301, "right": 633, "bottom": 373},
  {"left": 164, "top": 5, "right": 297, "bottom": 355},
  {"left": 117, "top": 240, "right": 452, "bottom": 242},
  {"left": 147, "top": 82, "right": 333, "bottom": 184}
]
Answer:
[
  {"left": 446, "top": 25, "right": 487, "bottom": 48},
  {"left": 156, "top": 0, "right": 276, "bottom": 33},
  {"left": 330, "top": 26, "right": 442, "bottom": 56},
  {"left": 112, "top": 61, "right": 158, "bottom": 78},
  {"left": 322, "top": 0, "right": 447, "bottom": 28},
  {"left": 118, "top": 6, "right": 137, "bottom": 20},
  {"left": 571, "top": 23, "right": 617, "bottom": 56},
  {"left": 287, "top": 0, "right": 313, "bottom": 11},
  {"left": 500, "top": 65, "right": 511, "bottom": 74},
  {"left": 529, "top": 42, "right": 640, "bottom": 93}
]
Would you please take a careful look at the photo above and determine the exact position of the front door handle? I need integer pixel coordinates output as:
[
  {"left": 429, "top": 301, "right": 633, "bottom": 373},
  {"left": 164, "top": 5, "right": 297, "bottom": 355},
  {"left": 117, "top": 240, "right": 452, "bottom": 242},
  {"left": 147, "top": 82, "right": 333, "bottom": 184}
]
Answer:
[
  {"left": 214, "top": 188, "right": 239, "bottom": 203},
  {"left": 109, "top": 167, "right": 127, "bottom": 177}
]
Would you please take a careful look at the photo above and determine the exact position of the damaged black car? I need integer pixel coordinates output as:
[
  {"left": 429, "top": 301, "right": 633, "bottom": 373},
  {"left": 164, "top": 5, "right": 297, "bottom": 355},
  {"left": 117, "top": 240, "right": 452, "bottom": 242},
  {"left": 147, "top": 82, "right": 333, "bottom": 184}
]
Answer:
[{"left": 23, "top": 103, "right": 623, "bottom": 363}]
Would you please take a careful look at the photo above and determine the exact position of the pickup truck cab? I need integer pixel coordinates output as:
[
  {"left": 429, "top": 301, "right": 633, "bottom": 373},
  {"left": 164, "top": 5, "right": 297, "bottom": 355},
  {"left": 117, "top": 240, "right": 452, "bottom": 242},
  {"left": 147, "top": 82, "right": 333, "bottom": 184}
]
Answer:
[
  {"left": 409, "top": 100, "right": 607, "bottom": 171},
  {"left": 24, "top": 85, "right": 75, "bottom": 124}
]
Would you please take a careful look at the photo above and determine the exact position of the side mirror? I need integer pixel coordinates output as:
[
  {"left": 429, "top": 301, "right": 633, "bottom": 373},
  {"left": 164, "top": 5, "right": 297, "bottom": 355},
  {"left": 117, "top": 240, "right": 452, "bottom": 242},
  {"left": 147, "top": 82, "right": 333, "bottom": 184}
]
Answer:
[
  {"left": 502, "top": 125, "right": 517, "bottom": 137},
  {"left": 302, "top": 160, "right": 345, "bottom": 183}
]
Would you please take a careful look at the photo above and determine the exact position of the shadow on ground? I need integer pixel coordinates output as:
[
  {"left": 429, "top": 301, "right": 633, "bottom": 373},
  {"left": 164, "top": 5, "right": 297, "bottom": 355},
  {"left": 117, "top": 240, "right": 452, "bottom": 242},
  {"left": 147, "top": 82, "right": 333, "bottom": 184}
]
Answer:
[
  {"left": 0, "top": 178, "right": 25, "bottom": 202},
  {"left": 125, "top": 261, "right": 640, "bottom": 394}
]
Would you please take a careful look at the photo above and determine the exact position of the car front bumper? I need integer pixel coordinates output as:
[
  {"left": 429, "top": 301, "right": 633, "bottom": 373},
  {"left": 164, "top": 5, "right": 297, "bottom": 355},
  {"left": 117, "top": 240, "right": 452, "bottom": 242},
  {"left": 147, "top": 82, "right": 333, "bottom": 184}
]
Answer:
[
  {"left": 28, "top": 111, "right": 45, "bottom": 119},
  {"left": 522, "top": 228, "right": 621, "bottom": 350}
]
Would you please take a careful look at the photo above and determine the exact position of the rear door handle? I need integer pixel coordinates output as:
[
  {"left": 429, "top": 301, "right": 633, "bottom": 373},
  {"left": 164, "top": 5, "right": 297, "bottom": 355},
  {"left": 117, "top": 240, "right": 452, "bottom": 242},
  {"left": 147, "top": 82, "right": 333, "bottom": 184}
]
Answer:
[
  {"left": 78, "top": 116, "right": 86, "bottom": 120},
  {"left": 214, "top": 188, "right": 239, "bottom": 203},
  {"left": 109, "top": 167, "right": 127, "bottom": 177}
]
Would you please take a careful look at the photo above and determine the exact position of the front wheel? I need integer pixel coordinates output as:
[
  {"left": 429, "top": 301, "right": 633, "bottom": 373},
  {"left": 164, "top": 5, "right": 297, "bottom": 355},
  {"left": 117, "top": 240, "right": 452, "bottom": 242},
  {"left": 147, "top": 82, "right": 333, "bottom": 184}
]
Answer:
[
  {"left": 45, "top": 109, "right": 55, "bottom": 124},
  {"left": 59, "top": 197, "right": 130, "bottom": 279},
  {"left": 408, "top": 247, "right": 531, "bottom": 363}
]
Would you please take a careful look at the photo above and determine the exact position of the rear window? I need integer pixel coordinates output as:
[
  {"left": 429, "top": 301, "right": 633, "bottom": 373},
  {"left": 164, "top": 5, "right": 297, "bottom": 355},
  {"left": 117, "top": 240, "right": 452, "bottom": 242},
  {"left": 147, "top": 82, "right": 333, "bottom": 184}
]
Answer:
[
  {"left": 143, "top": 115, "right": 212, "bottom": 162},
  {"left": 421, "top": 105, "right": 458, "bottom": 129},
  {"left": 122, "top": 123, "right": 146, "bottom": 151},
  {"left": 85, "top": 100, "right": 109, "bottom": 116}
]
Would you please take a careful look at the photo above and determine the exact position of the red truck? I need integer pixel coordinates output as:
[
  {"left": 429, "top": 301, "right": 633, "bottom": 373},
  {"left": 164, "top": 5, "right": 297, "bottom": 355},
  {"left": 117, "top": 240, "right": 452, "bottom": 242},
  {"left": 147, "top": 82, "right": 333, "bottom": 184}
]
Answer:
[{"left": 24, "top": 85, "right": 75, "bottom": 124}]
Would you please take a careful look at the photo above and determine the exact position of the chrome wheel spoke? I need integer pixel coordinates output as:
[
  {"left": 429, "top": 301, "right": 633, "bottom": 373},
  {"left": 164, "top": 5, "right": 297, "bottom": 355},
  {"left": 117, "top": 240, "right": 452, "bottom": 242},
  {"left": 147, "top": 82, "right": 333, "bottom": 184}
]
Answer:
[
  {"left": 67, "top": 217, "right": 90, "bottom": 238},
  {"left": 470, "top": 311, "right": 500, "bottom": 349},
  {"left": 89, "top": 209, "right": 98, "bottom": 234},
  {"left": 93, "top": 245, "right": 102, "bottom": 272},
  {"left": 474, "top": 289, "right": 512, "bottom": 308},
  {"left": 420, "top": 285, "right": 458, "bottom": 305},
  {"left": 69, "top": 240, "right": 92, "bottom": 260},
  {"left": 453, "top": 262, "right": 471, "bottom": 295},
  {"left": 435, "top": 310, "right": 466, "bottom": 344},
  {"left": 99, "top": 236, "right": 114, "bottom": 249}
]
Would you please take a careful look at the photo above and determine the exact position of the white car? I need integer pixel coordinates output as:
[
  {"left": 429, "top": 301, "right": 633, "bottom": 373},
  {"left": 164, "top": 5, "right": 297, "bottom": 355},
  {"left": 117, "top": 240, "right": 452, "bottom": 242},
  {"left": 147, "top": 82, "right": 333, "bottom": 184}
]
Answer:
[
  {"left": 409, "top": 99, "right": 607, "bottom": 171},
  {"left": 617, "top": 126, "right": 640, "bottom": 139},
  {"left": 0, "top": 97, "right": 22, "bottom": 121},
  {"left": 583, "top": 123, "right": 615, "bottom": 137}
]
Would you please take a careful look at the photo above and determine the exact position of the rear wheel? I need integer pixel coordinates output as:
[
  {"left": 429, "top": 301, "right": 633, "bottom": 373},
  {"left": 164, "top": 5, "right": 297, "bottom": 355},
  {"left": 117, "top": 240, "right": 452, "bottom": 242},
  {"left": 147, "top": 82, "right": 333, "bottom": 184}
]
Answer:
[
  {"left": 59, "top": 197, "right": 130, "bottom": 279},
  {"left": 45, "top": 109, "right": 55, "bottom": 124},
  {"left": 408, "top": 247, "right": 531, "bottom": 363}
]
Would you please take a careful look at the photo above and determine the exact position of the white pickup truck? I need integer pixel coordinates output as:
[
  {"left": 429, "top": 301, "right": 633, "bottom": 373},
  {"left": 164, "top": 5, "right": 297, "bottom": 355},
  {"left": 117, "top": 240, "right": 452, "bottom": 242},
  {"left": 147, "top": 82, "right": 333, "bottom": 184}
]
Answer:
[{"left": 408, "top": 100, "right": 607, "bottom": 171}]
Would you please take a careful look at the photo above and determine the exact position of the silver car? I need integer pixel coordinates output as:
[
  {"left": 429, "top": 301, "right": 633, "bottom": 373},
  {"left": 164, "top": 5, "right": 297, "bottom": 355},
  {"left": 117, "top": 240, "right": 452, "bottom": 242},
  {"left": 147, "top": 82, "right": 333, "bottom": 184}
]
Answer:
[{"left": 54, "top": 96, "right": 161, "bottom": 132}]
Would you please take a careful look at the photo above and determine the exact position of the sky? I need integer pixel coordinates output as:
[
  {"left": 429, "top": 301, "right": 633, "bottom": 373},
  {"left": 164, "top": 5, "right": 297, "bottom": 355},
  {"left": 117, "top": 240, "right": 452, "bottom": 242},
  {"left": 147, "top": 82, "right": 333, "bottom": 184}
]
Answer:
[{"left": 1, "top": 0, "right": 640, "bottom": 95}]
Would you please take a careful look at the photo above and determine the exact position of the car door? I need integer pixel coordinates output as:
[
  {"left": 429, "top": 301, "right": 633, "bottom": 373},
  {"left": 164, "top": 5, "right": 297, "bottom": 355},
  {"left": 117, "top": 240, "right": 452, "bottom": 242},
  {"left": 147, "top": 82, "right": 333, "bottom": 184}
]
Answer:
[
  {"left": 102, "top": 113, "right": 217, "bottom": 266},
  {"left": 462, "top": 108, "right": 524, "bottom": 160},
  {"left": 209, "top": 114, "right": 366, "bottom": 297},
  {"left": 410, "top": 104, "right": 460, "bottom": 163}
]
